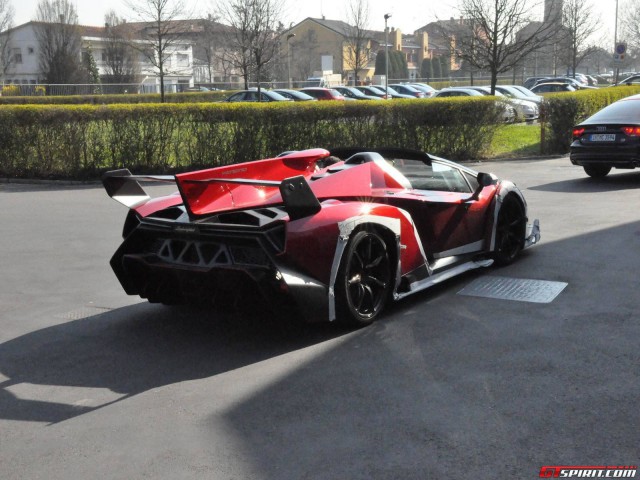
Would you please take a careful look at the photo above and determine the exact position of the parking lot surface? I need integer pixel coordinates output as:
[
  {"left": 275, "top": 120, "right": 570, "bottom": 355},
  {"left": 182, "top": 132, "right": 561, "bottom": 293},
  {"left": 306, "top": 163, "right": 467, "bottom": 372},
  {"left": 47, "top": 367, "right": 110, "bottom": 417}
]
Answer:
[{"left": 1, "top": 156, "right": 639, "bottom": 479}]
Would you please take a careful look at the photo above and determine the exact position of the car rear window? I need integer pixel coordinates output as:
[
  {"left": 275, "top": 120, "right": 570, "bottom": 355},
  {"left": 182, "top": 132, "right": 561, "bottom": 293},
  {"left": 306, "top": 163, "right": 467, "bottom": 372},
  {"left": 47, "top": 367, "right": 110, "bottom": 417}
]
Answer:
[{"left": 585, "top": 99, "right": 640, "bottom": 123}]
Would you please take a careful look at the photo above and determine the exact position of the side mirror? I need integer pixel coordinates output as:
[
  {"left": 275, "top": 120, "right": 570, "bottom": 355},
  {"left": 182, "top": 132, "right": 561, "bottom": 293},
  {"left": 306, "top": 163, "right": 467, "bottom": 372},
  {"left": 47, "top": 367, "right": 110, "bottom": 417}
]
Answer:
[
  {"left": 477, "top": 172, "right": 494, "bottom": 188},
  {"left": 465, "top": 172, "right": 496, "bottom": 202}
]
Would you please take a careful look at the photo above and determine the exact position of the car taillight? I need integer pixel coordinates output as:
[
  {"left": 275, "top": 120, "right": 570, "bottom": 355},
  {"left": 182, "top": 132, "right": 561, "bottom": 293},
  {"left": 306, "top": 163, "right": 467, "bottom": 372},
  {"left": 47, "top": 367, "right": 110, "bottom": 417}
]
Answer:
[
  {"left": 622, "top": 126, "right": 640, "bottom": 136},
  {"left": 572, "top": 128, "right": 584, "bottom": 139}
]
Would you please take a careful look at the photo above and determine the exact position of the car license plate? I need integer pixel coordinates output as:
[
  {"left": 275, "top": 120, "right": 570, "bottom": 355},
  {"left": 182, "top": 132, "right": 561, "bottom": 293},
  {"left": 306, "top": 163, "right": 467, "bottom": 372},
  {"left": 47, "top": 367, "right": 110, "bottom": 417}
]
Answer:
[{"left": 590, "top": 134, "right": 616, "bottom": 141}]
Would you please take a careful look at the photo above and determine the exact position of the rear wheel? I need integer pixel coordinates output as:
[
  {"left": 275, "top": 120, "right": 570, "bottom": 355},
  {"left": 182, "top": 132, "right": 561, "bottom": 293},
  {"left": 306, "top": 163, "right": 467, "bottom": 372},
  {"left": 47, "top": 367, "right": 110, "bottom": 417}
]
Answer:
[
  {"left": 336, "top": 230, "right": 392, "bottom": 327},
  {"left": 493, "top": 196, "right": 526, "bottom": 266},
  {"left": 583, "top": 165, "right": 611, "bottom": 178}
]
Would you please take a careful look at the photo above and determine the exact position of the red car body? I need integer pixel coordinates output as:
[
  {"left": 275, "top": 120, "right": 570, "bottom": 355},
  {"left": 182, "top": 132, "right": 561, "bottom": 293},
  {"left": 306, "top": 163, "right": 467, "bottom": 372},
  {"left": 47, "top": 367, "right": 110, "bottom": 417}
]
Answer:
[
  {"left": 299, "top": 88, "right": 345, "bottom": 101},
  {"left": 104, "top": 148, "right": 539, "bottom": 325}
]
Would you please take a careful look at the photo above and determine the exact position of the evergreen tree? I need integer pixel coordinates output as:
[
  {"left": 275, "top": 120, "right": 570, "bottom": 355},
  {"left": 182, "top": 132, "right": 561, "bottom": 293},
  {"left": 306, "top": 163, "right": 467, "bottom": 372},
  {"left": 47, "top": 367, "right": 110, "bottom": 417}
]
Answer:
[
  {"left": 83, "top": 45, "right": 101, "bottom": 93},
  {"left": 420, "top": 58, "right": 430, "bottom": 80},
  {"left": 397, "top": 51, "right": 408, "bottom": 79},
  {"left": 374, "top": 50, "right": 386, "bottom": 75},
  {"left": 440, "top": 56, "right": 450, "bottom": 79},
  {"left": 433, "top": 56, "right": 442, "bottom": 79}
]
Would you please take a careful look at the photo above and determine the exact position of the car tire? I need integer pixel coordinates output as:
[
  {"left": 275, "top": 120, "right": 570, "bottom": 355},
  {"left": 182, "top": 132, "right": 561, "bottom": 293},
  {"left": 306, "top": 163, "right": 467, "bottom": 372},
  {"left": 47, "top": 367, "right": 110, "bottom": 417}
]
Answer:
[
  {"left": 336, "top": 230, "right": 392, "bottom": 326},
  {"left": 492, "top": 196, "right": 526, "bottom": 266},
  {"left": 583, "top": 165, "right": 611, "bottom": 178}
]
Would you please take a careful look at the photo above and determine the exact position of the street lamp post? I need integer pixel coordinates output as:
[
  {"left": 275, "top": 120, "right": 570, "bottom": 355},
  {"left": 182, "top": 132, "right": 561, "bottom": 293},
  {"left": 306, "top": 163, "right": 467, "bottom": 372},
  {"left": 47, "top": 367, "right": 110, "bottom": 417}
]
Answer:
[
  {"left": 287, "top": 33, "right": 295, "bottom": 89},
  {"left": 384, "top": 13, "right": 391, "bottom": 99}
]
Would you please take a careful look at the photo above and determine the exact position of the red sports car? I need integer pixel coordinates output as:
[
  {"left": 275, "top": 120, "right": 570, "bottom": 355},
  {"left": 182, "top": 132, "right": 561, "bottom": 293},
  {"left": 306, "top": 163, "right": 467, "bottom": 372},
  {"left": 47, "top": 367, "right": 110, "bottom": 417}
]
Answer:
[{"left": 103, "top": 148, "right": 540, "bottom": 326}]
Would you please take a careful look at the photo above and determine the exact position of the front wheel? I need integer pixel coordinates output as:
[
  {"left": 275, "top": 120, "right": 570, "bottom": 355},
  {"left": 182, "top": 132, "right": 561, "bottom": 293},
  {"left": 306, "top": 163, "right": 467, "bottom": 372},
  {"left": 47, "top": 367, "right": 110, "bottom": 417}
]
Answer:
[
  {"left": 583, "top": 165, "right": 611, "bottom": 178},
  {"left": 336, "top": 230, "right": 392, "bottom": 327},
  {"left": 492, "top": 196, "right": 526, "bottom": 266}
]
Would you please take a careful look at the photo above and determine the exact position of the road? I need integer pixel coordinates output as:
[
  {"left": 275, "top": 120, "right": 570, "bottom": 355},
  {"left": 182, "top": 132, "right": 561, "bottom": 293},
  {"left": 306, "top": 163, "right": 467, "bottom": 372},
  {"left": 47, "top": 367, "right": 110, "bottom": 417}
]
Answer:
[{"left": 1, "top": 157, "right": 639, "bottom": 479}]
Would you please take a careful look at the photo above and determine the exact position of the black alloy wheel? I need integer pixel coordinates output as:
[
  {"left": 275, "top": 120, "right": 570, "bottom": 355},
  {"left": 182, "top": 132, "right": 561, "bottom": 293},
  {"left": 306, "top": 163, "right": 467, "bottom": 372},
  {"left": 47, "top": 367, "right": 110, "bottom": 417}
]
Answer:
[
  {"left": 493, "top": 196, "right": 526, "bottom": 265},
  {"left": 583, "top": 165, "right": 611, "bottom": 178},
  {"left": 337, "top": 230, "right": 392, "bottom": 326}
]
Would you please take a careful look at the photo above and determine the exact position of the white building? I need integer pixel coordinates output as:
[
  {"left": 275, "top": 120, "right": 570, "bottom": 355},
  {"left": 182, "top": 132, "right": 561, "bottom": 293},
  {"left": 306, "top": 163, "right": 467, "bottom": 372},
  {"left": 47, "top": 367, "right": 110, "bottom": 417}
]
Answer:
[{"left": 1, "top": 21, "right": 195, "bottom": 92}]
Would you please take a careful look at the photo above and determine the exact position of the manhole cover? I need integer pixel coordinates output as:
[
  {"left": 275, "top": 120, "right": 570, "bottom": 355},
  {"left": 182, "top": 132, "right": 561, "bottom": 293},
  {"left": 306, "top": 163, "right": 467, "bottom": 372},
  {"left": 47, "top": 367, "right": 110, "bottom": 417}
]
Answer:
[{"left": 458, "top": 276, "right": 567, "bottom": 303}]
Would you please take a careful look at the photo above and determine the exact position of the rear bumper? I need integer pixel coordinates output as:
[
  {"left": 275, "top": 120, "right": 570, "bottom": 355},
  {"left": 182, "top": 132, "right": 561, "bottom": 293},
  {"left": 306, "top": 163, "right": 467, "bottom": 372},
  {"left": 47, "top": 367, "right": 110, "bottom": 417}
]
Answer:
[
  {"left": 111, "top": 223, "right": 330, "bottom": 321},
  {"left": 570, "top": 145, "right": 640, "bottom": 169}
]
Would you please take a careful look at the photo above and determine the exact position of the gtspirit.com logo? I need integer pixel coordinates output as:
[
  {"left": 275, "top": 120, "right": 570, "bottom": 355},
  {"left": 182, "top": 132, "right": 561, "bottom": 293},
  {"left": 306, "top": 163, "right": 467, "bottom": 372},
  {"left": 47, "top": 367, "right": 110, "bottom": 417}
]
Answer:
[{"left": 539, "top": 466, "right": 637, "bottom": 478}]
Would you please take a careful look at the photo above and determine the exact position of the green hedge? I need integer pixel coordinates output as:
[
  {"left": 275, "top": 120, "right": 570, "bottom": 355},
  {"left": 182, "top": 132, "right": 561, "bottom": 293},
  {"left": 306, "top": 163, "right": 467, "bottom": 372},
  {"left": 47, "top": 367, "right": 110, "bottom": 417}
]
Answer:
[
  {"left": 540, "top": 86, "right": 640, "bottom": 153},
  {"left": 0, "top": 90, "right": 230, "bottom": 105},
  {"left": 0, "top": 98, "right": 503, "bottom": 179}
]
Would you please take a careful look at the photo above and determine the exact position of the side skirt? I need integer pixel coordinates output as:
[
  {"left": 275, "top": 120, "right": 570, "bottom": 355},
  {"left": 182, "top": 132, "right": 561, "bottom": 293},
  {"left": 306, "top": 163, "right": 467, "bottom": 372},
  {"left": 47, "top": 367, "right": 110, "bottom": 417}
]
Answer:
[{"left": 394, "top": 258, "right": 493, "bottom": 301}]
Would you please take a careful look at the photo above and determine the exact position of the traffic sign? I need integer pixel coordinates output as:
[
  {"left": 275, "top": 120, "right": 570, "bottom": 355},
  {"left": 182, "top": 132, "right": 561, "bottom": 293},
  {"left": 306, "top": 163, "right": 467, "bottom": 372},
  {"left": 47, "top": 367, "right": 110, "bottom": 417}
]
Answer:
[{"left": 615, "top": 43, "right": 627, "bottom": 55}]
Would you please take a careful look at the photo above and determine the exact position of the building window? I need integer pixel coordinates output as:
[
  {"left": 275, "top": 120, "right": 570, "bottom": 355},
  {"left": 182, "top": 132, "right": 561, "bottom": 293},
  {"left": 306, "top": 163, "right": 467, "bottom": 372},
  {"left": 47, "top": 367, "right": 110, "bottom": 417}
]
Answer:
[
  {"left": 28, "top": 46, "right": 35, "bottom": 55},
  {"left": 12, "top": 48, "right": 22, "bottom": 64},
  {"left": 177, "top": 53, "right": 189, "bottom": 67}
]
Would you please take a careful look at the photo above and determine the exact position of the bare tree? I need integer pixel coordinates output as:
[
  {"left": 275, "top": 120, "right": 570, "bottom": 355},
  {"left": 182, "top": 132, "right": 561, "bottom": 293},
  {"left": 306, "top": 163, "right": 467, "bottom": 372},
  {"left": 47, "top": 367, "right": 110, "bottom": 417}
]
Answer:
[
  {"left": 452, "top": 0, "right": 557, "bottom": 93},
  {"left": 196, "top": 15, "right": 227, "bottom": 84},
  {"left": 35, "top": 0, "right": 83, "bottom": 84},
  {"left": 292, "top": 30, "right": 319, "bottom": 82},
  {"left": 125, "top": 0, "right": 188, "bottom": 102},
  {"left": 0, "top": 0, "right": 14, "bottom": 81},
  {"left": 562, "top": 0, "right": 600, "bottom": 77},
  {"left": 621, "top": 0, "right": 640, "bottom": 67},
  {"left": 103, "top": 10, "right": 139, "bottom": 86},
  {"left": 343, "top": 0, "right": 370, "bottom": 86},
  {"left": 215, "top": 0, "right": 284, "bottom": 93},
  {"left": 621, "top": 0, "right": 640, "bottom": 46}
]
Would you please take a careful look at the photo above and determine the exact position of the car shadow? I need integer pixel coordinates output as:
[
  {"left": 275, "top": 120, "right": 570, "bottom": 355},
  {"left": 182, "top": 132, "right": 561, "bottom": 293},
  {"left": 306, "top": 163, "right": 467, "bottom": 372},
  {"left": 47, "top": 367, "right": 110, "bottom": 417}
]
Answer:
[
  {"left": 0, "top": 302, "right": 350, "bottom": 425},
  {"left": 530, "top": 170, "right": 640, "bottom": 193}
]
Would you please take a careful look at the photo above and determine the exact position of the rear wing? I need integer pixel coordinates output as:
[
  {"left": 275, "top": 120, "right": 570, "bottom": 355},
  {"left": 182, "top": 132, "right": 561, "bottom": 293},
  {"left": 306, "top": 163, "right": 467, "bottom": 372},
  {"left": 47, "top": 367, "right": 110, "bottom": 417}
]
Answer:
[
  {"left": 102, "top": 169, "right": 321, "bottom": 221},
  {"left": 102, "top": 169, "right": 175, "bottom": 208}
]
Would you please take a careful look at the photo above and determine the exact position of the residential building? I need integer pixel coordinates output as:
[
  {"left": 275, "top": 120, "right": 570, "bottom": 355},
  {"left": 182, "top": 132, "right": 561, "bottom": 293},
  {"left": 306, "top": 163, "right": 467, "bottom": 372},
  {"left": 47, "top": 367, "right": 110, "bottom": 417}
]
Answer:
[{"left": 0, "top": 21, "right": 196, "bottom": 93}]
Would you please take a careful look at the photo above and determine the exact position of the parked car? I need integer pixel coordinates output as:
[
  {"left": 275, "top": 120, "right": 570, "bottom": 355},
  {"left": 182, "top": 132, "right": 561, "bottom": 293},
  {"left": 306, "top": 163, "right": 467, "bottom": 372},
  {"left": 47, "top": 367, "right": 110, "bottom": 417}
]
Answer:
[
  {"left": 615, "top": 74, "right": 640, "bottom": 86},
  {"left": 354, "top": 85, "right": 391, "bottom": 99},
  {"left": 585, "top": 75, "right": 598, "bottom": 86},
  {"left": 334, "top": 86, "right": 382, "bottom": 100},
  {"left": 371, "top": 85, "right": 415, "bottom": 99},
  {"left": 272, "top": 89, "right": 317, "bottom": 101},
  {"left": 102, "top": 147, "right": 539, "bottom": 325},
  {"left": 432, "top": 87, "right": 485, "bottom": 98},
  {"left": 300, "top": 87, "right": 345, "bottom": 101},
  {"left": 532, "top": 77, "right": 595, "bottom": 90},
  {"left": 507, "top": 85, "right": 544, "bottom": 104},
  {"left": 570, "top": 93, "right": 640, "bottom": 178},
  {"left": 222, "top": 90, "right": 292, "bottom": 102},
  {"left": 465, "top": 86, "right": 539, "bottom": 122},
  {"left": 494, "top": 85, "right": 543, "bottom": 105},
  {"left": 389, "top": 84, "right": 426, "bottom": 98},
  {"left": 183, "top": 86, "right": 210, "bottom": 92},
  {"left": 530, "top": 82, "right": 577, "bottom": 94},
  {"left": 433, "top": 88, "right": 516, "bottom": 123},
  {"left": 410, "top": 83, "right": 438, "bottom": 97},
  {"left": 524, "top": 76, "right": 553, "bottom": 90}
]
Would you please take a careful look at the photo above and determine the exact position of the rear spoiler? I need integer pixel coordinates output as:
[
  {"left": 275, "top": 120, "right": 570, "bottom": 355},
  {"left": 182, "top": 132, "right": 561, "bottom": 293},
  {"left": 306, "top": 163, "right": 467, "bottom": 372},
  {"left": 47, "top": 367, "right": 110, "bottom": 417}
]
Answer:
[
  {"left": 102, "top": 169, "right": 321, "bottom": 221},
  {"left": 102, "top": 169, "right": 175, "bottom": 208}
]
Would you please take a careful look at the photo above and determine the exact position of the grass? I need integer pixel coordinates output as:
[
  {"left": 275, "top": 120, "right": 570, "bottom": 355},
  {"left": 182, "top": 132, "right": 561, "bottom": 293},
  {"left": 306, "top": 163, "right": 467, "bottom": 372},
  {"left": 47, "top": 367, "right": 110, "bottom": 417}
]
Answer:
[{"left": 488, "top": 122, "right": 542, "bottom": 159}]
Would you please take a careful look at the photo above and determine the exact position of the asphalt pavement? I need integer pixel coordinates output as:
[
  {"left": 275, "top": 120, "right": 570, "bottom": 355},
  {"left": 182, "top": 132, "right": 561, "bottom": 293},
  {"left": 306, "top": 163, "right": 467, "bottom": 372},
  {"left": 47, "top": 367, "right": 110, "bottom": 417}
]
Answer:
[{"left": 1, "top": 156, "right": 639, "bottom": 479}]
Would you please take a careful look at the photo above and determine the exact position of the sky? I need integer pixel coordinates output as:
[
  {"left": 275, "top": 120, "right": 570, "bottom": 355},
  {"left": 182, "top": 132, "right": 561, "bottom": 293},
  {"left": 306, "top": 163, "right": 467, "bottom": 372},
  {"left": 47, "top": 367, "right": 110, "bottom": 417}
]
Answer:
[{"left": 9, "top": 0, "right": 619, "bottom": 48}]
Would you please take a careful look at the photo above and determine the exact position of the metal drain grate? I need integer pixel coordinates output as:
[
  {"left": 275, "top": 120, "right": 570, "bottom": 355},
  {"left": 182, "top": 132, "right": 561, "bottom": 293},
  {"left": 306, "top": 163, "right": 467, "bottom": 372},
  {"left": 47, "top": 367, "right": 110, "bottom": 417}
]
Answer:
[
  {"left": 56, "top": 306, "right": 113, "bottom": 320},
  {"left": 457, "top": 276, "right": 567, "bottom": 303}
]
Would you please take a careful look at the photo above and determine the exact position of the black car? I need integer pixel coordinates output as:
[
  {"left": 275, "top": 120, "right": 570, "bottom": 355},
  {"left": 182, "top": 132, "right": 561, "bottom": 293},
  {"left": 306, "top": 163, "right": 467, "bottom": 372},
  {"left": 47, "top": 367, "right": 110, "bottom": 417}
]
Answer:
[
  {"left": 222, "top": 90, "right": 292, "bottom": 102},
  {"left": 334, "top": 86, "right": 382, "bottom": 100},
  {"left": 271, "top": 89, "right": 317, "bottom": 101},
  {"left": 570, "top": 94, "right": 640, "bottom": 177}
]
